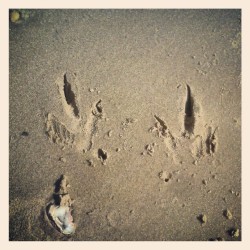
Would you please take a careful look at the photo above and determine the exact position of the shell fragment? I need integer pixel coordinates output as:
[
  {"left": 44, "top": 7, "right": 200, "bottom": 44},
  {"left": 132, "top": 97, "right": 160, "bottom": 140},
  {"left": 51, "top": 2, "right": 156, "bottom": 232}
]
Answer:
[{"left": 47, "top": 175, "right": 76, "bottom": 235}]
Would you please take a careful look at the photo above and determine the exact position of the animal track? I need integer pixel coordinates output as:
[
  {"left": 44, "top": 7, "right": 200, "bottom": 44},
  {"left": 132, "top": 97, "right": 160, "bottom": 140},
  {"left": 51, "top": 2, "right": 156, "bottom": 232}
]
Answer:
[
  {"left": 184, "top": 85, "right": 195, "bottom": 134},
  {"left": 45, "top": 113, "right": 75, "bottom": 147},
  {"left": 147, "top": 86, "right": 218, "bottom": 162},
  {"left": 49, "top": 69, "right": 105, "bottom": 152}
]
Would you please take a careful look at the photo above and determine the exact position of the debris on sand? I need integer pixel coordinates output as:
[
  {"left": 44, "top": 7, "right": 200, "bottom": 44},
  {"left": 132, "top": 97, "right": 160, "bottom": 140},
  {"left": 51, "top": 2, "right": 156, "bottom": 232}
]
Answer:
[
  {"left": 59, "top": 157, "right": 66, "bottom": 163},
  {"left": 198, "top": 214, "right": 207, "bottom": 225},
  {"left": 10, "top": 9, "right": 34, "bottom": 24},
  {"left": 202, "top": 179, "right": 208, "bottom": 185},
  {"left": 159, "top": 171, "right": 172, "bottom": 183},
  {"left": 10, "top": 10, "right": 20, "bottom": 23},
  {"left": 86, "top": 159, "right": 95, "bottom": 167},
  {"left": 223, "top": 209, "right": 233, "bottom": 220},
  {"left": 228, "top": 228, "right": 240, "bottom": 238},
  {"left": 144, "top": 143, "right": 156, "bottom": 156},
  {"left": 121, "top": 118, "right": 137, "bottom": 130},
  {"left": 108, "top": 130, "right": 113, "bottom": 137},
  {"left": 98, "top": 148, "right": 108, "bottom": 165},
  {"left": 46, "top": 175, "right": 76, "bottom": 235},
  {"left": 235, "top": 192, "right": 240, "bottom": 197},
  {"left": 92, "top": 100, "right": 103, "bottom": 118},
  {"left": 21, "top": 131, "right": 29, "bottom": 137}
]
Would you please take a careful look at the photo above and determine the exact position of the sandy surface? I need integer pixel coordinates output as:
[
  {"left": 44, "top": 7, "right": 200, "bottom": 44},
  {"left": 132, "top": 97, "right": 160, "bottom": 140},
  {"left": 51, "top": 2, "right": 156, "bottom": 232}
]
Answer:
[{"left": 9, "top": 9, "right": 241, "bottom": 241}]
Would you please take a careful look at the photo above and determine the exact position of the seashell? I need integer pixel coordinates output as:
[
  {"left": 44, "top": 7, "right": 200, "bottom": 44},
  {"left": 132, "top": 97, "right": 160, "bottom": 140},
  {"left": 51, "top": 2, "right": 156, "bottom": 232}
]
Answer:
[
  {"left": 46, "top": 175, "right": 76, "bottom": 235},
  {"left": 48, "top": 204, "right": 76, "bottom": 235}
]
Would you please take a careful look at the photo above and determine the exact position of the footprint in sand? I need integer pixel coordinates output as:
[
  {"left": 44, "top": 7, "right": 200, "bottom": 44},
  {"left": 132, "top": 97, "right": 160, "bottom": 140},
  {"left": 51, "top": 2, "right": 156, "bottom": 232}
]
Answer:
[
  {"left": 148, "top": 84, "right": 218, "bottom": 162},
  {"left": 45, "top": 72, "right": 105, "bottom": 153}
]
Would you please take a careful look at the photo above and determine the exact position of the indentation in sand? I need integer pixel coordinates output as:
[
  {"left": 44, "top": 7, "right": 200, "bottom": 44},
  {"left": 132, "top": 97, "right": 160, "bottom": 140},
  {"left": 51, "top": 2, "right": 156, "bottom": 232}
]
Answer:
[
  {"left": 205, "top": 126, "right": 218, "bottom": 155},
  {"left": 63, "top": 72, "right": 80, "bottom": 118},
  {"left": 55, "top": 71, "right": 81, "bottom": 119},
  {"left": 45, "top": 113, "right": 75, "bottom": 147},
  {"left": 184, "top": 84, "right": 195, "bottom": 134}
]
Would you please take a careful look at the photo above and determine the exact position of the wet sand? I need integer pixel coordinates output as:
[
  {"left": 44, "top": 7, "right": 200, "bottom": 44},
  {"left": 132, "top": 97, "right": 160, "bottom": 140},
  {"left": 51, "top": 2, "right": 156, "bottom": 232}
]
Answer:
[{"left": 9, "top": 9, "right": 241, "bottom": 241}]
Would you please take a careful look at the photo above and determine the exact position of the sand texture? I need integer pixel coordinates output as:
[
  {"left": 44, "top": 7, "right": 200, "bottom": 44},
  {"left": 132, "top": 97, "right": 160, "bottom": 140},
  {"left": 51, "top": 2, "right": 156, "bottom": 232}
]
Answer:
[{"left": 9, "top": 9, "right": 241, "bottom": 241}]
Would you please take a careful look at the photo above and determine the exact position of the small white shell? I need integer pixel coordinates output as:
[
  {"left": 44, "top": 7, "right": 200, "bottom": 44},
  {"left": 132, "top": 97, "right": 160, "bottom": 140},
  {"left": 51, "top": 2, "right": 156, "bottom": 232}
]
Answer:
[
  {"left": 47, "top": 175, "right": 76, "bottom": 235},
  {"left": 48, "top": 204, "right": 76, "bottom": 235}
]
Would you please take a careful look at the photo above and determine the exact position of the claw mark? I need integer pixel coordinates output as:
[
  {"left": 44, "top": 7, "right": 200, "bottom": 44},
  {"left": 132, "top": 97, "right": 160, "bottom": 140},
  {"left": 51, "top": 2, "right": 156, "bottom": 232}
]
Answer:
[
  {"left": 82, "top": 100, "right": 104, "bottom": 152},
  {"left": 205, "top": 127, "right": 218, "bottom": 155},
  {"left": 185, "top": 85, "right": 193, "bottom": 116},
  {"left": 149, "top": 115, "right": 176, "bottom": 148},
  {"left": 63, "top": 73, "right": 80, "bottom": 118},
  {"left": 184, "top": 85, "right": 195, "bottom": 134},
  {"left": 154, "top": 115, "right": 176, "bottom": 146}
]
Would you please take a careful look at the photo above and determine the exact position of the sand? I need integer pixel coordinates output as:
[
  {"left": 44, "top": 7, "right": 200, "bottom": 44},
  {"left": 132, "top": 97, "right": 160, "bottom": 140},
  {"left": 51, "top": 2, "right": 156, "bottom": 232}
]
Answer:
[{"left": 9, "top": 9, "right": 241, "bottom": 241}]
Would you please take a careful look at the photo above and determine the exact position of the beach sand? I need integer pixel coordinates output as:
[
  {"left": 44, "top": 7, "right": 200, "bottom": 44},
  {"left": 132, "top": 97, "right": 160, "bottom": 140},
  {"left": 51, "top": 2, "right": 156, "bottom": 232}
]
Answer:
[{"left": 9, "top": 9, "right": 241, "bottom": 241}]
